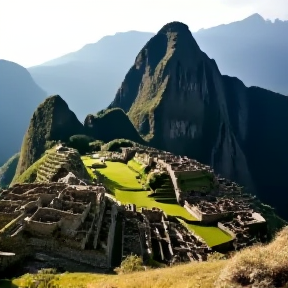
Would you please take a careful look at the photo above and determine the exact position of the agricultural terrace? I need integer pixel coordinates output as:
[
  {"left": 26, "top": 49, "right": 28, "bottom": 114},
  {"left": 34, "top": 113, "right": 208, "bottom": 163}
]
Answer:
[{"left": 81, "top": 156, "right": 232, "bottom": 247}]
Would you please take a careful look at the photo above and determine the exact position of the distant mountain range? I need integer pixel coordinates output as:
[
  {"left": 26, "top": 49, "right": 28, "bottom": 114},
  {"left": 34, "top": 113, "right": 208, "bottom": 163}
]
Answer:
[
  {"left": 0, "top": 60, "right": 47, "bottom": 166},
  {"left": 28, "top": 13, "right": 288, "bottom": 120},
  {"left": 28, "top": 31, "right": 154, "bottom": 121}
]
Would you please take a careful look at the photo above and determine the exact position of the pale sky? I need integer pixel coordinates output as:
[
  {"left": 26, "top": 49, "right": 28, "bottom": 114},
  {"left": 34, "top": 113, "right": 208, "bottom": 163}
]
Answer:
[{"left": 0, "top": 0, "right": 287, "bottom": 67}]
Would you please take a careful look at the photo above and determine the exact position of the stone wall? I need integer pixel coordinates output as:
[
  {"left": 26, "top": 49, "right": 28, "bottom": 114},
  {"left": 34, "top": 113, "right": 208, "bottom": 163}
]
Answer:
[
  {"left": 218, "top": 222, "right": 236, "bottom": 238},
  {"left": 28, "top": 207, "right": 85, "bottom": 237},
  {"left": 184, "top": 202, "right": 232, "bottom": 224},
  {"left": 28, "top": 237, "right": 108, "bottom": 268}
]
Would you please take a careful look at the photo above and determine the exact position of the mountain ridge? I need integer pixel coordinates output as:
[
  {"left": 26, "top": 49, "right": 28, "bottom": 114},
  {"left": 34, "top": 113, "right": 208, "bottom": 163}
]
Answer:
[{"left": 0, "top": 60, "right": 47, "bottom": 165}]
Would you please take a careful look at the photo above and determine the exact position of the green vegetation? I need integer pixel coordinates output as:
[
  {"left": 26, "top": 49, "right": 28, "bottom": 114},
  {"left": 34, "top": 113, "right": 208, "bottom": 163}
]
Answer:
[
  {"left": 177, "top": 171, "right": 214, "bottom": 192},
  {"left": 95, "top": 161, "right": 143, "bottom": 190},
  {"left": 67, "top": 134, "right": 93, "bottom": 155},
  {"left": 89, "top": 140, "right": 104, "bottom": 152},
  {"left": 0, "top": 153, "right": 20, "bottom": 188},
  {"left": 114, "top": 190, "right": 194, "bottom": 220},
  {"left": 102, "top": 139, "right": 135, "bottom": 152},
  {"left": 148, "top": 172, "right": 176, "bottom": 204},
  {"left": 187, "top": 224, "right": 232, "bottom": 247},
  {"left": 81, "top": 157, "right": 232, "bottom": 246},
  {"left": 85, "top": 108, "right": 144, "bottom": 144},
  {"left": 10, "top": 150, "right": 51, "bottom": 186},
  {"left": 13, "top": 95, "right": 84, "bottom": 181}
]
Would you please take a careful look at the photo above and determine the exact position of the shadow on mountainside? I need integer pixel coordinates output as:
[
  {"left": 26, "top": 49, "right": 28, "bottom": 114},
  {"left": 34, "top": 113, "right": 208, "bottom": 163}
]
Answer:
[{"left": 0, "top": 280, "right": 19, "bottom": 288}]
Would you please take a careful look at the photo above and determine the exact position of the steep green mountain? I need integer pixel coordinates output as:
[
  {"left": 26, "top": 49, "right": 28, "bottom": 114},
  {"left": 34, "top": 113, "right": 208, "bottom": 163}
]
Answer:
[
  {"left": 0, "top": 60, "right": 47, "bottom": 165},
  {"left": 84, "top": 108, "right": 144, "bottom": 144},
  {"left": 109, "top": 21, "right": 288, "bottom": 220},
  {"left": 28, "top": 31, "right": 154, "bottom": 120},
  {"left": 0, "top": 153, "right": 20, "bottom": 187},
  {"left": 12, "top": 95, "right": 84, "bottom": 182}
]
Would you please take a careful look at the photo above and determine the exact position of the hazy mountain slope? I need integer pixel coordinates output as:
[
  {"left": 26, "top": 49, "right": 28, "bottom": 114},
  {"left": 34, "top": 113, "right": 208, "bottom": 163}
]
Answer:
[
  {"left": 0, "top": 60, "right": 47, "bottom": 165},
  {"left": 0, "top": 153, "right": 20, "bottom": 188},
  {"left": 194, "top": 14, "right": 288, "bottom": 95},
  {"left": 109, "top": 21, "right": 288, "bottom": 220},
  {"left": 28, "top": 32, "right": 154, "bottom": 120}
]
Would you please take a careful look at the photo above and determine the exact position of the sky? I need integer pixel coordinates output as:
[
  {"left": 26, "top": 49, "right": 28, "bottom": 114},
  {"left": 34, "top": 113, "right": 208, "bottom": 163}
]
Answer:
[{"left": 0, "top": 0, "right": 287, "bottom": 67}]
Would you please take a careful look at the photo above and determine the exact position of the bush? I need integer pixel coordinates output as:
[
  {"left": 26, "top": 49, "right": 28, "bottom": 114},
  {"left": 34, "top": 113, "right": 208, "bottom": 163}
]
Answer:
[
  {"left": 89, "top": 140, "right": 104, "bottom": 152},
  {"left": 147, "top": 172, "right": 168, "bottom": 190},
  {"left": 102, "top": 139, "right": 134, "bottom": 152},
  {"left": 114, "top": 255, "right": 146, "bottom": 274},
  {"left": 216, "top": 226, "right": 288, "bottom": 288},
  {"left": 67, "top": 134, "right": 93, "bottom": 155}
]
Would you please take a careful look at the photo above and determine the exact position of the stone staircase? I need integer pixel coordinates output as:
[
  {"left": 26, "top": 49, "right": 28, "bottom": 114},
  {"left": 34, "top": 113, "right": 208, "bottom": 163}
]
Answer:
[{"left": 36, "top": 151, "right": 70, "bottom": 183}]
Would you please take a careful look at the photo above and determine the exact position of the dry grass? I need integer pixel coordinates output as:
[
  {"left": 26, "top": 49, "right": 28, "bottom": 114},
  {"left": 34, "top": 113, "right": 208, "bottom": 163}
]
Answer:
[
  {"left": 216, "top": 226, "right": 288, "bottom": 288},
  {"left": 86, "top": 261, "right": 224, "bottom": 288},
  {"left": 13, "top": 261, "right": 225, "bottom": 288}
]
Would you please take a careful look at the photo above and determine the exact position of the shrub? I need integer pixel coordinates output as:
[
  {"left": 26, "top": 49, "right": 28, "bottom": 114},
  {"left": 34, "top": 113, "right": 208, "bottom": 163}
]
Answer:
[
  {"left": 216, "top": 226, "right": 288, "bottom": 288},
  {"left": 67, "top": 134, "right": 93, "bottom": 155},
  {"left": 114, "top": 254, "right": 146, "bottom": 274},
  {"left": 147, "top": 172, "right": 168, "bottom": 190},
  {"left": 89, "top": 140, "right": 104, "bottom": 152},
  {"left": 102, "top": 139, "right": 135, "bottom": 152}
]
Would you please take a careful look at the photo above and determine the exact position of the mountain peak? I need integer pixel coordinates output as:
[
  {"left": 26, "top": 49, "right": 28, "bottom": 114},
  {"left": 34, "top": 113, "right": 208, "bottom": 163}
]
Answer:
[
  {"left": 13, "top": 95, "right": 84, "bottom": 181},
  {"left": 244, "top": 13, "right": 265, "bottom": 22},
  {"left": 158, "top": 21, "right": 189, "bottom": 34}
]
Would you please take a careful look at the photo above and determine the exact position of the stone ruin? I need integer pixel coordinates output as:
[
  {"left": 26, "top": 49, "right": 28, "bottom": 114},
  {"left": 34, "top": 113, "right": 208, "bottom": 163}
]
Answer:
[
  {"left": 0, "top": 182, "right": 210, "bottom": 276},
  {"left": 36, "top": 147, "right": 90, "bottom": 183},
  {"left": 119, "top": 146, "right": 268, "bottom": 250}
]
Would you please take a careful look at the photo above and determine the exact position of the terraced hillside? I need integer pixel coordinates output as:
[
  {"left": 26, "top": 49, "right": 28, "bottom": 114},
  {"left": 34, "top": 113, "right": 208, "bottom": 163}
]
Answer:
[{"left": 36, "top": 147, "right": 90, "bottom": 183}]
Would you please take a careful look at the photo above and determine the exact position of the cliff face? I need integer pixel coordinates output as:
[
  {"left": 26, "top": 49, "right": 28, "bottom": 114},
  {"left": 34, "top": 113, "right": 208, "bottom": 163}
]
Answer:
[
  {"left": 14, "top": 95, "right": 84, "bottom": 180},
  {"left": 84, "top": 108, "right": 144, "bottom": 144},
  {"left": 109, "top": 22, "right": 288, "bottom": 219}
]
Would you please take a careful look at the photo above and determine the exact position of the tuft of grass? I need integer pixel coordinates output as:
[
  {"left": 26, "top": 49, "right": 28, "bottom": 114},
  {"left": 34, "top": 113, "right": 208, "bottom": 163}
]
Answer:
[
  {"left": 115, "top": 255, "right": 146, "bottom": 275},
  {"left": 216, "top": 226, "right": 288, "bottom": 288}
]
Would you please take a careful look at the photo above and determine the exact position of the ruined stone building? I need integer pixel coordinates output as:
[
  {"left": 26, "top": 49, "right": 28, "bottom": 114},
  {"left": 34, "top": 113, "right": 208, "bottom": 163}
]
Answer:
[{"left": 0, "top": 182, "right": 209, "bottom": 275}]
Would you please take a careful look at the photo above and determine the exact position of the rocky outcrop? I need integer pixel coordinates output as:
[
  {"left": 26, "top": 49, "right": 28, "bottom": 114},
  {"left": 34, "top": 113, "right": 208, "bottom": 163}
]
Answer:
[
  {"left": 58, "top": 172, "right": 87, "bottom": 185},
  {"left": 84, "top": 108, "right": 144, "bottom": 144},
  {"left": 109, "top": 21, "right": 288, "bottom": 220},
  {"left": 13, "top": 95, "right": 85, "bottom": 181},
  {"left": 0, "top": 60, "right": 47, "bottom": 165}
]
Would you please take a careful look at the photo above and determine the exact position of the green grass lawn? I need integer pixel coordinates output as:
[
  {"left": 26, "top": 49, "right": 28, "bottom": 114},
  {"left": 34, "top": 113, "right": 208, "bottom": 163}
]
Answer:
[
  {"left": 97, "top": 161, "right": 143, "bottom": 190},
  {"left": 81, "top": 158, "right": 232, "bottom": 247},
  {"left": 187, "top": 224, "right": 232, "bottom": 247},
  {"left": 127, "top": 159, "right": 144, "bottom": 173},
  {"left": 115, "top": 189, "right": 196, "bottom": 221}
]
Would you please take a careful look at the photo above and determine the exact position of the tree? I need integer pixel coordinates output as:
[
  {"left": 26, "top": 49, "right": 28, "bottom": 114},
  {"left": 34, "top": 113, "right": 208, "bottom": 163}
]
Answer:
[{"left": 67, "top": 134, "right": 92, "bottom": 155}]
